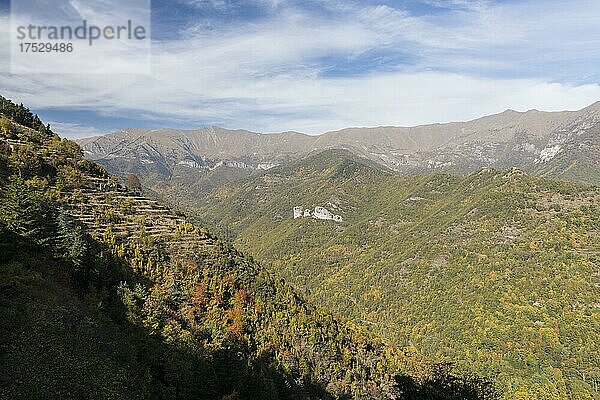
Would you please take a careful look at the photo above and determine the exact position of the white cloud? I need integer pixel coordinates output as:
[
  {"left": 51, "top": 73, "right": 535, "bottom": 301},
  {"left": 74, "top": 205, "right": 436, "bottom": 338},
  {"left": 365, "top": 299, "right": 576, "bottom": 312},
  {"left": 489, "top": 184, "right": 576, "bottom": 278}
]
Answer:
[
  {"left": 48, "top": 121, "right": 111, "bottom": 139},
  {"left": 0, "top": 13, "right": 9, "bottom": 73},
  {"left": 1, "top": 0, "right": 599, "bottom": 136},
  {"left": 423, "top": 0, "right": 490, "bottom": 11}
]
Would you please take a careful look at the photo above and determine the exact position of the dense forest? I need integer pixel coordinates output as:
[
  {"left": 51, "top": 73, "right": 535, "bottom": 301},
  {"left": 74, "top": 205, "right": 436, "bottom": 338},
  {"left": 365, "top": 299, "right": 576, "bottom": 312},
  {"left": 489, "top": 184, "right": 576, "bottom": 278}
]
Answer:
[
  {"left": 0, "top": 99, "right": 497, "bottom": 399},
  {"left": 188, "top": 150, "right": 600, "bottom": 399}
]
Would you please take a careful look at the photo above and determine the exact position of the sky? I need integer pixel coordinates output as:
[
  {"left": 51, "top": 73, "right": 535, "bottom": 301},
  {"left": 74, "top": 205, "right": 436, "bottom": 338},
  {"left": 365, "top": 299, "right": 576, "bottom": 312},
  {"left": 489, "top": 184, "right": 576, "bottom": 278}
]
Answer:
[{"left": 1, "top": 0, "right": 600, "bottom": 138}]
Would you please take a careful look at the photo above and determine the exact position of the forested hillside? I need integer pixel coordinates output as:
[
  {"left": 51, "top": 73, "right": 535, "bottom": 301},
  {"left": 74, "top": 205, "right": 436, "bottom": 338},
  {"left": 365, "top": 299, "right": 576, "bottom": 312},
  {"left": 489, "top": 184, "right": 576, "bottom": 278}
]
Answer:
[
  {"left": 188, "top": 150, "right": 600, "bottom": 399},
  {"left": 0, "top": 98, "right": 496, "bottom": 399}
]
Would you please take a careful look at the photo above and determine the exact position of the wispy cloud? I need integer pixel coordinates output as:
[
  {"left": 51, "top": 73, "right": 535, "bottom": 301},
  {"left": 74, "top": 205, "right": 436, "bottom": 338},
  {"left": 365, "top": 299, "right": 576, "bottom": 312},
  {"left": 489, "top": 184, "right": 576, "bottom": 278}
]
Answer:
[
  {"left": 48, "top": 121, "right": 111, "bottom": 139},
  {"left": 1, "top": 0, "right": 599, "bottom": 137},
  {"left": 422, "top": 0, "right": 490, "bottom": 11}
]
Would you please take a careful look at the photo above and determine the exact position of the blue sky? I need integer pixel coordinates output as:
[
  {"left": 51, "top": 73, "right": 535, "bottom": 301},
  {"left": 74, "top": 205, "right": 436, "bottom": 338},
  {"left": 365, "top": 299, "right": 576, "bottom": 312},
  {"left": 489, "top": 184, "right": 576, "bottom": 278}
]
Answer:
[{"left": 1, "top": 0, "right": 600, "bottom": 138}]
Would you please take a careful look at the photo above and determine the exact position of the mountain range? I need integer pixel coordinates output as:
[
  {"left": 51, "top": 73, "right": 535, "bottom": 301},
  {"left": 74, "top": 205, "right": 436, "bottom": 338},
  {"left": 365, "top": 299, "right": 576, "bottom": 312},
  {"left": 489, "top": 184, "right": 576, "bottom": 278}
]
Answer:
[
  {"left": 3, "top": 95, "right": 599, "bottom": 399},
  {"left": 80, "top": 102, "right": 600, "bottom": 186},
  {"left": 182, "top": 149, "right": 600, "bottom": 398}
]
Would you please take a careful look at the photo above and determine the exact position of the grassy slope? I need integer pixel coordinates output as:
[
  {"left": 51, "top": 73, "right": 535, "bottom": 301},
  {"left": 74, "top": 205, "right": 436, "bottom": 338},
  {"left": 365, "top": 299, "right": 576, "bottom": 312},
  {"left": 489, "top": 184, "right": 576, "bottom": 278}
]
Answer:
[{"left": 191, "top": 150, "right": 600, "bottom": 399}]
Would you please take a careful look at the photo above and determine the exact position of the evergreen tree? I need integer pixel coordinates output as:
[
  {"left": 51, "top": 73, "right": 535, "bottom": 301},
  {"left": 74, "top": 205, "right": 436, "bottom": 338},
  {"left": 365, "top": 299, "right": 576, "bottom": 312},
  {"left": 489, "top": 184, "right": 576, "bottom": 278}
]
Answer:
[
  {"left": 0, "top": 179, "right": 54, "bottom": 243},
  {"left": 56, "top": 209, "right": 88, "bottom": 271}
]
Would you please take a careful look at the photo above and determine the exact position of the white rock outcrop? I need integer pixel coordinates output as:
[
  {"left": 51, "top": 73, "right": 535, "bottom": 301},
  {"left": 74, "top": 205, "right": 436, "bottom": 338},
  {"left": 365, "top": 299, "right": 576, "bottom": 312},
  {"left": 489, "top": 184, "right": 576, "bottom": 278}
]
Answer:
[
  {"left": 536, "top": 145, "right": 562, "bottom": 163},
  {"left": 293, "top": 205, "right": 342, "bottom": 222}
]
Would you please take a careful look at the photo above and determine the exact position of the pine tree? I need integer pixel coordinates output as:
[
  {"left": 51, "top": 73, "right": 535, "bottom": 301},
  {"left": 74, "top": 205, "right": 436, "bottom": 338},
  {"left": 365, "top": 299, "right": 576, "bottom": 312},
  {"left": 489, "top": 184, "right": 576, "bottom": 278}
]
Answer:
[
  {"left": 0, "top": 180, "right": 54, "bottom": 243},
  {"left": 56, "top": 209, "right": 88, "bottom": 270}
]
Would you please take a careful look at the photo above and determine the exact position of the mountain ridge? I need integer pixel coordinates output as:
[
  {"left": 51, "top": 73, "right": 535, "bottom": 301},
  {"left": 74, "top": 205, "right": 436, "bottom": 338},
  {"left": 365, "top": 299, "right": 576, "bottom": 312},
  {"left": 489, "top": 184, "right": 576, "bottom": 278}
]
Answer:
[
  {"left": 79, "top": 101, "right": 600, "bottom": 186},
  {"left": 185, "top": 148, "right": 600, "bottom": 399},
  {"left": 80, "top": 101, "right": 600, "bottom": 141}
]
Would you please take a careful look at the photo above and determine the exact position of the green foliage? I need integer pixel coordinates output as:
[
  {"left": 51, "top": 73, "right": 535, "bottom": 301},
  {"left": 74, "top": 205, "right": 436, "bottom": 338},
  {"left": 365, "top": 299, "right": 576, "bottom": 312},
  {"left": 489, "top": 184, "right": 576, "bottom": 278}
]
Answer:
[
  {"left": 0, "top": 114, "right": 497, "bottom": 399},
  {"left": 7, "top": 146, "right": 45, "bottom": 179},
  {"left": 0, "top": 116, "right": 15, "bottom": 138},
  {"left": 187, "top": 151, "right": 600, "bottom": 399},
  {"left": 0, "top": 180, "right": 54, "bottom": 243},
  {"left": 46, "top": 136, "right": 84, "bottom": 159},
  {"left": 0, "top": 95, "right": 53, "bottom": 136},
  {"left": 0, "top": 252, "right": 148, "bottom": 400},
  {"left": 56, "top": 209, "right": 88, "bottom": 270}
]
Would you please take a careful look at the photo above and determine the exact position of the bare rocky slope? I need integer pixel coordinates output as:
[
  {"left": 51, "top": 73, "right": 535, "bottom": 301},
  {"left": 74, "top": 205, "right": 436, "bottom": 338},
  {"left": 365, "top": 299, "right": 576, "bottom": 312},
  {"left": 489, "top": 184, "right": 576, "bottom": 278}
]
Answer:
[{"left": 79, "top": 102, "right": 600, "bottom": 186}]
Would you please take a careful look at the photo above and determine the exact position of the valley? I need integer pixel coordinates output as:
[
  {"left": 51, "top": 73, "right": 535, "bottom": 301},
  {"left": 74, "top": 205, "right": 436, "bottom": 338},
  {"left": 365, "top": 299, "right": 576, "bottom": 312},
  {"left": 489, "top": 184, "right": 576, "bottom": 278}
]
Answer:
[
  {"left": 183, "top": 150, "right": 600, "bottom": 398},
  {"left": 78, "top": 104, "right": 600, "bottom": 399},
  {"left": 3, "top": 1, "right": 599, "bottom": 399},
  {"left": 0, "top": 96, "right": 498, "bottom": 399}
]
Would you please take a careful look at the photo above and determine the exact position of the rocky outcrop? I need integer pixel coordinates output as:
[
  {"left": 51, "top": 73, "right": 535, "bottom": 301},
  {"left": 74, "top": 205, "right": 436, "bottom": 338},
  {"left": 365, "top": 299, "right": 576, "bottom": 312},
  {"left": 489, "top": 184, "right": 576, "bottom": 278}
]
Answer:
[{"left": 294, "top": 205, "right": 343, "bottom": 222}]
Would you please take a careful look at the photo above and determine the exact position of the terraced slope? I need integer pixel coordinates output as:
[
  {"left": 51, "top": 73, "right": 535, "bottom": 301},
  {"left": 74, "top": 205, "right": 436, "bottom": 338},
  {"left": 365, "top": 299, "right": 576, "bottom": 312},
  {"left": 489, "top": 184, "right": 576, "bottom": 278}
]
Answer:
[{"left": 0, "top": 97, "right": 497, "bottom": 399}]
